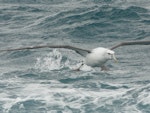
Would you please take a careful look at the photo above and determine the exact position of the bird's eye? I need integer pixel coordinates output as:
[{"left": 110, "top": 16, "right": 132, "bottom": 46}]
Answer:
[{"left": 108, "top": 53, "right": 111, "bottom": 55}]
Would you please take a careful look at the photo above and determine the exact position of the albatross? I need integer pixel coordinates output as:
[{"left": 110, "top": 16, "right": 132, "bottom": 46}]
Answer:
[{"left": 0, "top": 40, "right": 150, "bottom": 70}]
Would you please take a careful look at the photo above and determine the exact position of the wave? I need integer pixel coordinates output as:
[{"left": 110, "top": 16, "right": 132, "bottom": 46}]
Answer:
[
  {"left": 4, "top": 84, "right": 149, "bottom": 113},
  {"left": 1, "top": 1, "right": 148, "bottom": 41},
  {"left": 0, "top": 1, "right": 150, "bottom": 113},
  {"left": 0, "top": 0, "right": 70, "bottom": 4},
  {"left": 27, "top": 5, "right": 147, "bottom": 42}
]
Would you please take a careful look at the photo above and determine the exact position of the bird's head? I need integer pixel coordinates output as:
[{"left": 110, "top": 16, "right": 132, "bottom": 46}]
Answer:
[
  {"left": 105, "top": 49, "right": 118, "bottom": 62},
  {"left": 92, "top": 47, "right": 118, "bottom": 63}
]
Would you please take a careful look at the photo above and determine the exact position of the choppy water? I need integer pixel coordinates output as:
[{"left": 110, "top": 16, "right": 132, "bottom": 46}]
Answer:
[{"left": 0, "top": 0, "right": 150, "bottom": 113}]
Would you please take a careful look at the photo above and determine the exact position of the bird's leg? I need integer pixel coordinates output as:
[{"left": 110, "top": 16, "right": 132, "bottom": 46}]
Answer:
[
  {"left": 74, "top": 61, "right": 84, "bottom": 71},
  {"left": 101, "top": 65, "right": 109, "bottom": 71}
]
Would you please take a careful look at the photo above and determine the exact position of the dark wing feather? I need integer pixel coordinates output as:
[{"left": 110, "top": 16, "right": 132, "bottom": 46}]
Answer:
[
  {"left": 110, "top": 40, "right": 150, "bottom": 50},
  {"left": 0, "top": 45, "right": 91, "bottom": 57}
]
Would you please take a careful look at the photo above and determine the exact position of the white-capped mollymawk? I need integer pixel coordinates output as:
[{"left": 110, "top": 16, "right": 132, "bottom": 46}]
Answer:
[{"left": 0, "top": 40, "right": 150, "bottom": 70}]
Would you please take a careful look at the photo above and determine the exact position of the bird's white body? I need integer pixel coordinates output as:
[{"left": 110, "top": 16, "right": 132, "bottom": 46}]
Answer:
[{"left": 85, "top": 47, "right": 116, "bottom": 67}]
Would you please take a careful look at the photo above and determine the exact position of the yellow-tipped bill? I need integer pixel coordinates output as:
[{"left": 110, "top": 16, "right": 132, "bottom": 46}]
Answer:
[{"left": 112, "top": 54, "right": 118, "bottom": 63}]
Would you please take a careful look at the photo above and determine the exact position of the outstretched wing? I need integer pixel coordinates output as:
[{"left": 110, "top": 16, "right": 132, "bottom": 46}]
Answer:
[
  {"left": 110, "top": 40, "right": 150, "bottom": 50},
  {"left": 0, "top": 45, "right": 91, "bottom": 57}
]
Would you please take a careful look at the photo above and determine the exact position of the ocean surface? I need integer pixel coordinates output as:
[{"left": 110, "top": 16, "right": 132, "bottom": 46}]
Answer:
[{"left": 0, "top": 0, "right": 150, "bottom": 113}]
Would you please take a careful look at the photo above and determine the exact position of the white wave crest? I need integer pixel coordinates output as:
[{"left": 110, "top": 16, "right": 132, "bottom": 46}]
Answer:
[{"left": 34, "top": 49, "right": 70, "bottom": 71}]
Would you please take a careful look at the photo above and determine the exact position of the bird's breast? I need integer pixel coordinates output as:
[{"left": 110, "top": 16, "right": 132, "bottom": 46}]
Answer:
[{"left": 85, "top": 53, "right": 107, "bottom": 67}]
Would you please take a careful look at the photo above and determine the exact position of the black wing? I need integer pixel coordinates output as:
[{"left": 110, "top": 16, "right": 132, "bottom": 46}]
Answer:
[
  {"left": 0, "top": 45, "right": 91, "bottom": 57},
  {"left": 110, "top": 40, "right": 150, "bottom": 50}
]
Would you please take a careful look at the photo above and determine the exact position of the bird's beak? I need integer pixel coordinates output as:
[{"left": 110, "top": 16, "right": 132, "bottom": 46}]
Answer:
[{"left": 112, "top": 54, "right": 118, "bottom": 63}]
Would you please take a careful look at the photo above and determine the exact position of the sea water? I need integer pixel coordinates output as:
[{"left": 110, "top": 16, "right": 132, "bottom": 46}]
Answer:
[{"left": 0, "top": 0, "right": 150, "bottom": 113}]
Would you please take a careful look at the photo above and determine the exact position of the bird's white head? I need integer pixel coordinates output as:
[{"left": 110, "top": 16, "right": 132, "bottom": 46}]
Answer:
[
  {"left": 105, "top": 49, "right": 118, "bottom": 62},
  {"left": 92, "top": 47, "right": 118, "bottom": 62}
]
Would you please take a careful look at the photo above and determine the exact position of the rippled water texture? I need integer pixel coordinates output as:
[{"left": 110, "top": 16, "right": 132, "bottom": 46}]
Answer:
[{"left": 0, "top": 0, "right": 150, "bottom": 113}]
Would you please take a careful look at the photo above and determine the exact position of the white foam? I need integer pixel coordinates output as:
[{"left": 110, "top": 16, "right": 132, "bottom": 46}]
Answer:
[
  {"left": 35, "top": 49, "right": 67, "bottom": 71},
  {"left": 137, "top": 85, "right": 150, "bottom": 105},
  {"left": 69, "top": 62, "right": 94, "bottom": 72},
  {"left": 1, "top": 79, "right": 136, "bottom": 113},
  {"left": 34, "top": 49, "right": 95, "bottom": 72}
]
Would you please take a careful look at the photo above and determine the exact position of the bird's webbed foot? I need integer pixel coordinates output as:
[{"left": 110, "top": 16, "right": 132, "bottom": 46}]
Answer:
[
  {"left": 101, "top": 65, "right": 109, "bottom": 71},
  {"left": 73, "top": 61, "right": 84, "bottom": 71}
]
